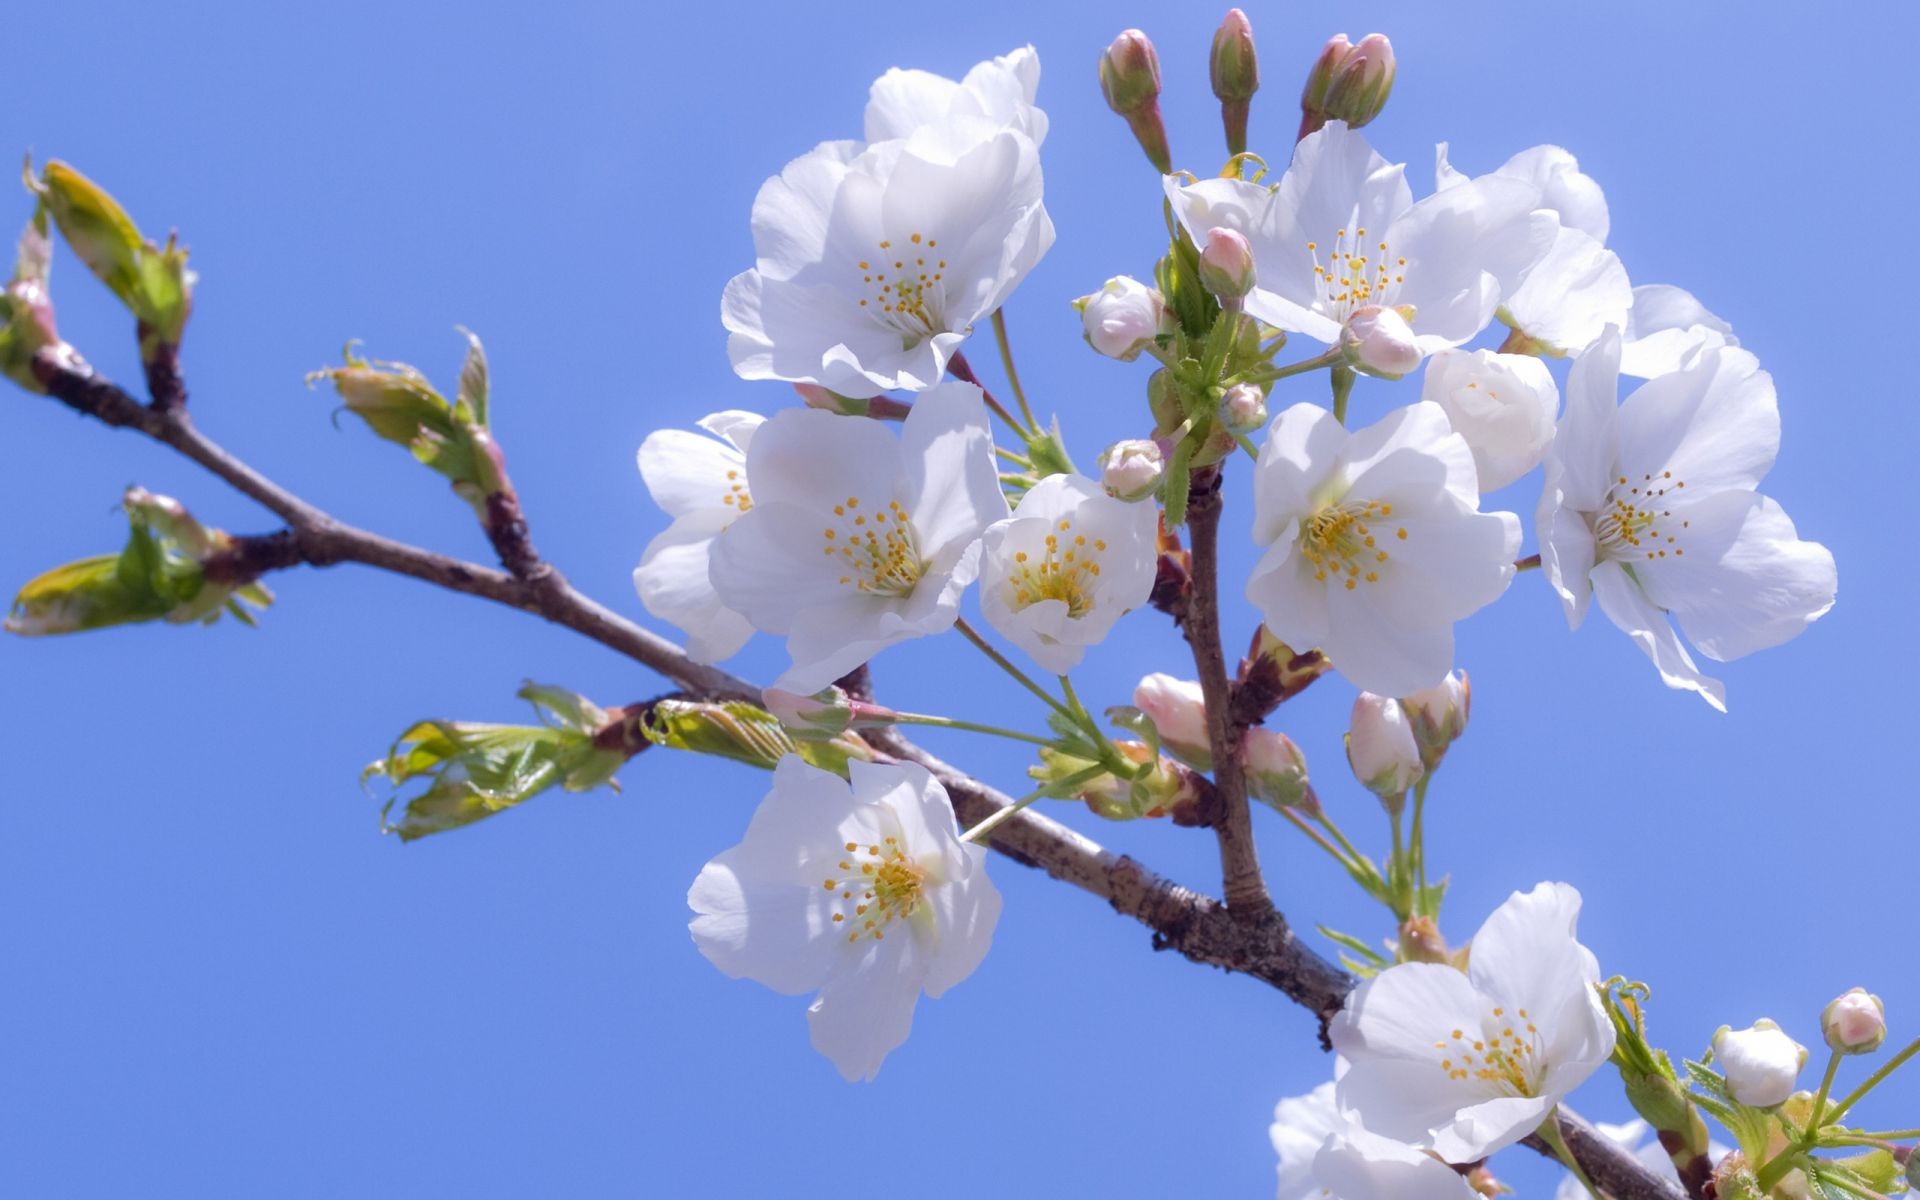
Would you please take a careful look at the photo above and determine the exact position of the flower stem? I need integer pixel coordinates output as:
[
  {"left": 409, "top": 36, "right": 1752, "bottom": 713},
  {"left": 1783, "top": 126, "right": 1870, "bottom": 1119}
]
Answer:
[
  {"left": 995, "top": 446, "right": 1034, "bottom": 467},
  {"left": 1058, "top": 673, "right": 1122, "bottom": 765},
  {"left": 1330, "top": 364, "right": 1356, "bottom": 425},
  {"left": 1854, "top": 1128, "right": 1920, "bottom": 1140},
  {"left": 1228, "top": 346, "right": 1344, "bottom": 387},
  {"left": 1315, "top": 810, "right": 1370, "bottom": 872},
  {"left": 1409, "top": 776, "right": 1431, "bottom": 914},
  {"left": 892, "top": 712, "right": 1054, "bottom": 747},
  {"left": 1826, "top": 1035, "right": 1920, "bottom": 1124},
  {"left": 991, "top": 309, "right": 1038, "bottom": 431},
  {"left": 1515, "top": 553, "right": 1542, "bottom": 572},
  {"left": 947, "top": 348, "right": 1033, "bottom": 438},
  {"left": 1538, "top": 1112, "right": 1604, "bottom": 1200},
  {"left": 952, "top": 616, "right": 1076, "bottom": 723},
  {"left": 960, "top": 764, "right": 1105, "bottom": 844},
  {"left": 1806, "top": 1048, "right": 1844, "bottom": 1133},
  {"left": 1277, "top": 807, "right": 1355, "bottom": 869}
]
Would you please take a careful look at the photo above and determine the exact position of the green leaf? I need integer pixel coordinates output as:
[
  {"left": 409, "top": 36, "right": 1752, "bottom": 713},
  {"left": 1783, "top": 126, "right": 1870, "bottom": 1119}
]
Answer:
[{"left": 454, "top": 325, "right": 489, "bottom": 427}]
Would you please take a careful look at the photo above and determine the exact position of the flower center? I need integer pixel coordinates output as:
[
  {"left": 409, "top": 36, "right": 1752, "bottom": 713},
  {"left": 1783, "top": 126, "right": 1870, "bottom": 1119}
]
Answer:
[
  {"left": 1300, "top": 497, "right": 1403, "bottom": 591},
  {"left": 1592, "top": 470, "right": 1689, "bottom": 563},
  {"left": 1433, "top": 1006, "right": 1547, "bottom": 1097},
  {"left": 856, "top": 232, "right": 949, "bottom": 346},
  {"left": 719, "top": 467, "right": 752, "bottom": 519},
  {"left": 823, "top": 836, "right": 926, "bottom": 944},
  {"left": 1307, "top": 222, "right": 1406, "bottom": 324},
  {"left": 822, "top": 495, "right": 925, "bottom": 598},
  {"left": 1005, "top": 518, "right": 1107, "bottom": 619}
]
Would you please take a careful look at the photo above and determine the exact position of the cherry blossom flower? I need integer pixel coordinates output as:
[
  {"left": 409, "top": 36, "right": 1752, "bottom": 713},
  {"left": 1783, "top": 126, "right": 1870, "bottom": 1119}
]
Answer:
[
  {"left": 1419, "top": 349, "right": 1559, "bottom": 492},
  {"left": 1537, "top": 328, "right": 1835, "bottom": 711},
  {"left": 1078, "top": 275, "right": 1170, "bottom": 361},
  {"left": 709, "top": 382, "right": 1008, "bottom": 693},
  {"left": 1436, "top": 143, "right": 1630, "bottom": 356},
  {"left": 1164, "top": 121, "right": 1551, "bottom": 365},
  {"left": 978, "top": 473, "right": 1157, "bottom": 673},
  {"left": 864, "top": 45, "right": 1048, "bottom": 146},
  {"left": 1713, "top": 1021, "right": 1807, "bottom": 1107},
  {"left": 689, "top": 757, "right": 1001, "bottom": 1082},
  {"left": 723, "top": 123, "right": 1053, "bottom": 398},
  {"left": 1271, "top": 1081, "right": 1477, "bottom": 1200},
  {"left": 1330, "top": 881, "right": 1615, "bottom": 1162},
  {"left": 1248, "top": 401, "right": 1520, "bottom": 695},
  {"left": 631, "top": 410, "right": 762, "bottom": 662},
  {"left": 1272, "top": 1081, "right": 1344, "bottom": 1200}
]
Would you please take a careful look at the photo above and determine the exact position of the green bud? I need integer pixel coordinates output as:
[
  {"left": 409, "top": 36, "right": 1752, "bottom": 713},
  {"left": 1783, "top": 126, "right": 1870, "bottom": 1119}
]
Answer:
[
  {"left": 646, "top": 698, "right": 877, "bottom": 774},
  {"left": 1210, "top": 9, "right": 1260, "bottom": 102},
  {"left": 1147, "top": 367, "right": 1186, "bottom": 433},
  {"left": 1099, "top": 30, "right": 1172, "bottom": 173},
  {"left": 1299, "top": 33, "right": 1397, "bottom": 138},
  {"left": 5, "top": 487, "right": 271, "bottom": 637},
  {"left": 29, "top": 158, "right": 194, "bottom": 350},
  {"left": 1032, "top": 741, "right": 1199, "bottom": 822}
]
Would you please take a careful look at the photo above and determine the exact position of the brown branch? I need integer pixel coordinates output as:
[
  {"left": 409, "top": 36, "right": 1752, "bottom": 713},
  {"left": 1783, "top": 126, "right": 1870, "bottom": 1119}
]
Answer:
[
  {"left": 18, "top": 350, "right": 1687, "bottom": 1200},
  {"left": 1179, "top": 464, "right": 1270, "bottom": 913}
]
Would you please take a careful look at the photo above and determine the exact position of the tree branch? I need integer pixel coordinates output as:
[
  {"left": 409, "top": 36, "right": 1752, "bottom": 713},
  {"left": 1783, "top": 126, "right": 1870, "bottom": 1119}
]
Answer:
[
  {"left": 16, "top": 351, "right": 1686, "bottom": 1200},
  {"left": 1179, "top": 464, "right": 1270, "bottom": 913}
]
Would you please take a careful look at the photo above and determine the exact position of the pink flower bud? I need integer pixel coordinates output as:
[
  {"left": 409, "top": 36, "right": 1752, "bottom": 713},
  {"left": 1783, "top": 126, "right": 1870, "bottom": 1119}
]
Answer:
[
  {"left": 1402, "top": 670, "right": 1470, "bottom": 770},
  {"left": 1099, "top": 30, "right": 1162, "bottom": 115},
  {"left": 1345, "top": 692, "right": 1423, "bottom": 803},
  {"left": 1300, "top": 34, "right": 1353, "bottom": 116},
  {"left": 1133, "top": 673, "right": 1211, "bottom": 769},
  {"left": 1341, "top": 304, "right": 1422, "bottom": 379},
  {"left": 1077, "top": 276, "right": 1169, "bottom": 361},
  {"left": 761, "top": 686, "right": 896, "bottom": 740},
  {"left": 1219, "top": 382, "right": 1268, "bottom": 434},
  {"left": 1244, "top": 728, "right": 1317, "bottom": 816},
  {"left": 1821, "top": 988, "right": 1886, "bottom": 1055},
  {"left": 1323, "top": 34, "right": 1397, "bottom": 128},
  {"left": 1197, "top": 226, "right": 1257, "bottom": 306},
  {"left": 1211, "top": 10, "right": 1259, "bottom": 102},
  {"left": 1099, "top": 438, "right": 1166, "bottom": 502},
  {"left": 1712, "top": 1020, "right": 1807, "bottom": 1107}
]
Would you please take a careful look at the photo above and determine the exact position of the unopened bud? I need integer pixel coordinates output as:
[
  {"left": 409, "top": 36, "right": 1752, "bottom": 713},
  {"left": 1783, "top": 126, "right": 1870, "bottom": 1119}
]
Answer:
[
  {"left": 1219, "top": 381, "right": 1267, "bottom": 433},
  {"left": 1076, "top": 275, "right": 1170, "bottom": 361},
  {"left": 1099, "top": 438, "right": 1166, "bottom": 502},
  {"left": 761, "top": 685, "right": 898, "bottom": 741},
  {"left": 1210, "top": 9, "right": 1260, "bottom": 102},
  {"left": 1345, "top": 692, "right": 1423, "bottom": 805},
  {"left": 1822, "top": 988, "right": 1887, "bottom": 1055},
  {"left": 1341, "top": 304, "right": 1423, "bottom": 379},
  {"left": 1301, "top": 33, "right": 1396, "bottom": 137},
  {"left": 1211, "top": 9, "right": 1260, "bottom": 156},
  {"left": 793, "top": 382, "right": 909, "bottom": 421},
  {"left": 1147, "top": 366, "right": 1187, "bottom": 433},
  {"left": 1402, "top": 670, "right": 1470, "bottom": 770},
  {"left": 30, "top": 159, "right": 194, "bottom": 350},
  {"left": 1712, "top": 1020, "right": 1807, "bottom": 1108},
  {"left": 1197, "top": 226, "right": 1257, "bottom": 307},
  {"left": 1243, "top": 727, "right": 1316, "bottom": 815},
  {"left": 1034, "top": 741, "right": 1197, "bottom": 822},
  {"left": 1099, "top": 31, "right": 1172, "bottom": 173},
  {"left": 0, "top": 206, "right": 81, "bottom": 395},
  {"left": 1133, "top": 672, "right": 1211, "bottom": 768}
]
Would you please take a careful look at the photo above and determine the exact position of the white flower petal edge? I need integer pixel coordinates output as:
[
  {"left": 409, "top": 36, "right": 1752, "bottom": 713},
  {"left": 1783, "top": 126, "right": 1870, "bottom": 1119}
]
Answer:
[
  {"left": 709, "top": 382, "right": 1009, "bottom": 694},
  {"left": 1419, "top": 349, "right": 1559, "bottom": 492},
  {"left": 1435, "top": 142, "right": 1630, "bottom": 354},
  {"left": 1619, "top": 283, "right": 1740, "bottom": 378},
  {"left": 1166, "top": 121, "right": 1552, "bottom": 363},
  {"left": 688, "top": 756, "right": 1002, "bottom": 1083},
  {"left": 722, "top": 122, "right": 1054, "bottom": 399},
  {"left": 1272, "top": 1080, "right": 1344, "bottom": 1200},
  {"left": 1330, "top": 881, "right": 1615, "bottom": 1163},
  {"left": 865, "top": 45, "right": 1048, "bottom": 146},
  {"left": 1536, "top": 327, "right": 1835, "bottom": 711},
  {"left": 632, "top": 410, "right": 763, "bottom": 662},
  {"left": 1247, "top": 400, "right": 1520, "bottom": 695},
  {"left": 978, "top": 473, "right": 1158, "bottom": 673},
  {"left": 1312, "top": 1125, "right": 1481, "bottom": 1200}
]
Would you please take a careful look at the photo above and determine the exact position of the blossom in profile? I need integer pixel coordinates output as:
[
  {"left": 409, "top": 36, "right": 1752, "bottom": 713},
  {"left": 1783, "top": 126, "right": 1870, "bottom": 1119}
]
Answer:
[
  {"left": 632, "top": 410, "right": 763, "bottom": 662},
  {"left": 1248, "top": 401, "right": 1520, "bottom": 695},
  {"left": 1712, "top": 1020, "right": 1807, "bottom": 1107},
  {"left": 709, "top": 382, "right": 1008, "bottom": 693},
  {"left": 864, "top": 45, "right": 1048, "bottom": 145},
  {"left": 689, "top": 757, "right": 1001, "bottom": 1082},
  {"left": 1537, "top": 328, "right": 1835, "bottom": 710},
  {"left": 1164, "top": 121, "right": 1551, "bottom": 367},
  {"left": 722, "top": 122, "right": 1053, "bottom": 398},
  {"left": 978, "top": 473, "right": 1158, "bottom": 673},
  {"left": 1331, "top": 881, "right": 1615, "bottom": 1162},
  {"left": 1618, "top": 283, "right": 1739, "bottom": 378}
]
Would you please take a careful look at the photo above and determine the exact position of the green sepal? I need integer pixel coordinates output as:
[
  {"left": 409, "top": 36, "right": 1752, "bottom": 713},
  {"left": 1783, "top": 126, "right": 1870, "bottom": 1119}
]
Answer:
[
  {"left": 30, "top": 158, "right": 193, "bottom": 349},
  {"left": 1318, "top": 924, "right": 1389, "bottom": 977}
]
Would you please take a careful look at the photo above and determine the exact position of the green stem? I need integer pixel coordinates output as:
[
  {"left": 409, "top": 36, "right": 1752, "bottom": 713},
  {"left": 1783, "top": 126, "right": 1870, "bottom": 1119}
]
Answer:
[
  {"left": 1330, "top": 364, "right": 1356, "bottom": 425},
  {"left": 1537, "top": 1113, "right": 1603, "bottom": 1200},
  {"left": 1278, "top": 807, "right": 1356, "bottom": 870},
  {"left": 1852, "top": 1128, "right": 1920, "bottom": 1141},
  {"left": 1807, "top": 1048, "right": 1844, "bottom": 1133},
  {"left": 1230, "top": 346, "right": 1343, "bottom": 386},
  {"left": 1388, "top": 800, "right": 1409, "bottom": 917},
  {"left": 1059, "top": 674, "right": 1127, "bottom": 773},
  {"left": 1826, "top": 1035, "right": 1920, "bottom": 1124},
  {"left": 995, "top": 446, "right": 1033, "bottom": 467},
  {"left": 892, "top": 712, "right": 1054, "bottom": 748},
  {"left": 953, "top": 617, "right": 1076, "bottom": 723},
  {"left": 1235, "top": 433, "right": 1260, "bottom": 461},
  {"left": 961, "top": 764, "right": 1107, "bottom": 844},
  {"left": 991, "top": 309, "right": 1038, "bottom": 431},
  {"left": 1315, "top": 810, "right": 1370, "bottom": 871},
  {"left": 1409, "top": 776, "right": 1431, "bottom": 914}
]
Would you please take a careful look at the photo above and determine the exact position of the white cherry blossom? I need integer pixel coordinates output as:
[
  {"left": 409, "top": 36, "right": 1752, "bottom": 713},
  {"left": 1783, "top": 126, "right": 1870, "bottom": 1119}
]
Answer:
[
  {"left": 1331, "top": 881, "right": 1615, "bottom": 1162},
  {"left": 709, "top": 382, "right": 1008, "bottom": 693},
  {"left": 865, "top": 45, "right": 1048, "bottom": 146},
  {"left": 1164, "top": 121, "right": 1551, "bottom": 365},
  {"left": 1619, "top": 284, "right": 1739, "bottom": 378},
  {"left": 723, "top": 122, "right": 1053, "bottom": 398},
  {"left": 632, "top": 410, "right": 763, "bottom": 662},
  {"left": 978, "top": 473, "right": 1157, "bottom": 673},
  {"left": 1248, "top": 401, "right": 1520, "bottom": 695},
  {"left": 1271, "top": 1080, "right": 1478, "bottom": 1200},
  {"left": 689, "top": 757, "right": 1001, "bottom": 1082},
  {"left": 1537, "top": 328, "right": 1835, "bottom": 711},
  {"left": 1420, "top": 349, "right": 1559, "bottom": 492},
  {"left": 1713, "top": 1021, "right": 1807, "bottom": 1107},
  {"left": 1436, "top": 143, "right": 1630, "bottom": 355},
  {"left": 1271, "top": 1080, "right": 1344, "bottom": 1200}
]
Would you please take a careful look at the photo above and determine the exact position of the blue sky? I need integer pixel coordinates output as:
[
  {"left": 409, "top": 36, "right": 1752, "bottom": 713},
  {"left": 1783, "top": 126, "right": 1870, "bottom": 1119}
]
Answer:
[{"left": 4, "top": 2, "right": 1915, "bottom": 1195}]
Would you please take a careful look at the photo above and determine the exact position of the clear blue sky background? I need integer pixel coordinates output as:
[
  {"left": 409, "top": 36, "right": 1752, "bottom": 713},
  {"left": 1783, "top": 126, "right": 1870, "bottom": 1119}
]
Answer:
[{"left": 5, "top": 2, "right": 1914, "bottom": 1195}]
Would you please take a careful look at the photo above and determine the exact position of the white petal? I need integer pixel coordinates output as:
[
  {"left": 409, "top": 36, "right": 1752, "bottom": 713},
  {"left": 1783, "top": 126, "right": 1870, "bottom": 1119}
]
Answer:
[
  {"left": 1495, "top": 144, "right": 1609, "bottom": 241},
  {"left": 633, "top": 510, "right": 755, "bottom": 662},
  {"left": 1280, "top": 122, "right": 1414, "bottom": 265},
  {"left": 1550, "top": 327, "right": 1624, "bottom": 512},
  {"left": 1616, "top": 345, "right": 1778, "bottom": 497},
  {"left": 1324, "top": 581, "right": 1460, "bottom": 696},
  {"left": 901, "top": 382, "right": 1010, "bottom": 557},
  {"left": 1314, "top": 1125, "right": 1481, "bottom": 1199},
  {"left": 1343, "top": 401, "right": 1479, "bottom": 505},
  {"left": 1590, "top": 558, "right": 1727, "bottom": 711},
  {"left": 1620, "top": 284, "right": 1738, "bottom": 378},
  {"left": 1252, "top": 403, "right": 1349, "bottom": 545},
  {"left": 1273, "top": 1082, "right": 1343, "bottom": 1200},
  {"left": 1536, "top": 489, "right": 1597, "bottom": 630},
  {"left": 920, "top": 844, "right": 1001, "bottom": 998},
  {"left": 1503, "top": 227, "right": 1632, "bottom": 354},
  {"left": 806, "top": 934, "right": 929, "bottom": 1082},
  {"left": 1331, "top": 962, "right": 1499, "bottom": 1144},
  {"left": 708, "top": 501, "right": 858, "bottom": 635},
  {"left": 748, "top": 140, "right": 862, "bottom": 282},
  {"left": 1247, "top": 535, "right": 1330, "bottom": 651},
  {"left": 1389, "top": 176, "right": 1552, "bottom": 349},
  {"left": 637, "top": 422, "right": 750, "bottom": 518}
]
